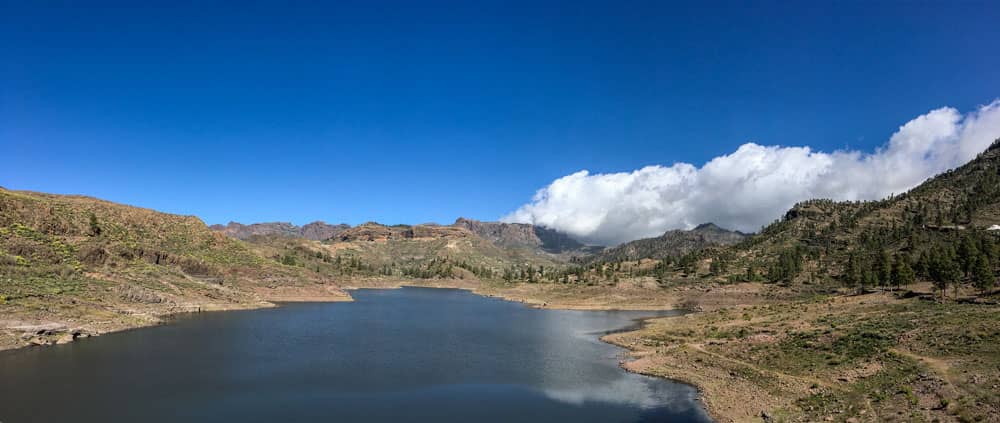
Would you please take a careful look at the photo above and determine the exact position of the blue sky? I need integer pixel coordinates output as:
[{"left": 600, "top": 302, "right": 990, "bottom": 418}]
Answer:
[{"left": 3, "top": 1, "right": 999, "bottom": 230}]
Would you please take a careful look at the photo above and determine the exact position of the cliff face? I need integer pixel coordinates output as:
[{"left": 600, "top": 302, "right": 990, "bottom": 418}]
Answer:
[{"left": 453, "top": 218, "right": 537, "bottom": 248}]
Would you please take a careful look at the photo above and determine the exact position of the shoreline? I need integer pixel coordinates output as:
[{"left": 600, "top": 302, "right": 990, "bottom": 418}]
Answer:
[
  {"left": 600, "top": 314, "right": 727, "bottom": 423},
  {"left": 0, "top": 289, "right": 350, "bottom": 353},
  {"left": 1, "top": 280, "right": 723, "bottom": 421}
]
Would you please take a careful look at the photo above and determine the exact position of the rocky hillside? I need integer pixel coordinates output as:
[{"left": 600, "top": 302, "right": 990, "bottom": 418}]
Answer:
[
  {"left": 453, "top": 218, "right": 602, "bottom": 256},
  {"left": 589, "top": 223, "right": 747, "bottom": 263},
  {"left": 210, "top": 221, "right": 349, "bottom": 241},
  {"left": 300, "top": 221, "right": 350, "bottom": 241},
  {"left": 318, "top": 220, "right": 567, "bottom": 280},
  {"left": 0, "top": 188, "right": 347, "bottom": 350},
  {"left": 335, "top": 222, "right": 472, "bottom": 242}
]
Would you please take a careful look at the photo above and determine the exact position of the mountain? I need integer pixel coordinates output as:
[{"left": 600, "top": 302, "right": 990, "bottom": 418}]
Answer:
[
  {"left": 205, "top": 219, "right": 591, "bottom": 290},
  {"left": 453, "top": 218, "right": 602, "bottom": 256},
  {"left": 213, "top": 217, "right": 600, "bottom": 262},
  {"left": 723, "top": 139, "right": 1000, "bottom": 285},
  {"left": 210, "top": 221, "right": 350, "bottom": 241},
  {"left": 565, "top": 140, "right": 1000, "bottom": 288},
  {"left": 301, "top": 221, "right": 351, "bottom": 241},
  {"left": 588, "top": 223, "right": 747, "bottom": 263},
  {"left": 334, "top": 221, "right": 473, "bottom": 242}
]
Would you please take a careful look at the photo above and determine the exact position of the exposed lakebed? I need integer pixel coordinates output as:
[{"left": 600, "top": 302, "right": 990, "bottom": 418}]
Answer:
[{"left": 0, "top": 287, "right": 711, "bottom": 422}]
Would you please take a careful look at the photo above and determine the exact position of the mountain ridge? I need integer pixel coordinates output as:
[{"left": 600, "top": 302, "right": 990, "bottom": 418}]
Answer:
[
  {"left": 587, "top": 222, "right": 747, "bottom": 263},
  {"left": 210, "top": 221, "right": 350, "bottom": 241},
  {"left": 452, "top": 217, "right": 602, "bottom": 256},
  {"left": 212, "top": 217, "right": 603, "bottom": 261}
]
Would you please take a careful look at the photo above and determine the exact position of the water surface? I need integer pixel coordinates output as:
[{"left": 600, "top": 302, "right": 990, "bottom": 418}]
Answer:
[{"left": 0, "top": 287, "right": 710, "bottom": 422}]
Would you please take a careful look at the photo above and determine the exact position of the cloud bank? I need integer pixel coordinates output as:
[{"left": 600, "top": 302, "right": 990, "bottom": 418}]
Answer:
[{"left": 503, "top": 101, "right": 1000, "bottom": 246}]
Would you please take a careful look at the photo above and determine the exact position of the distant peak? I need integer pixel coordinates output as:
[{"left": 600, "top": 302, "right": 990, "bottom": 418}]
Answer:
[{"left": 693, "top": 222, "right": 720, "bottom": 230}]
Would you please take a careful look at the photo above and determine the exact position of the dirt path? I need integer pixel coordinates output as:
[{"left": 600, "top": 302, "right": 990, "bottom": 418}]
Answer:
[{"left": 891, "top": 348, "right": 955, "bottom": 386}]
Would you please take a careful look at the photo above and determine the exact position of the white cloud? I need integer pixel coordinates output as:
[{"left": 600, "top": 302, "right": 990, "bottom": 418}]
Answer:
[
  {"left": 542, "top": 376, "right": 700, "bottom": 410},
  {"left": 503, "top": 100, "right": 1000, "bottom": 246}
]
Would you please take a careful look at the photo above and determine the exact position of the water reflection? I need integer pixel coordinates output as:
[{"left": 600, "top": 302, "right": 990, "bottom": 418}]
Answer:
[
  {"left": 542, "top": 376, "right": 703, "bottom": 413},
  {"left": 0, "top": 287, "right": 711, "bottom": 423}
]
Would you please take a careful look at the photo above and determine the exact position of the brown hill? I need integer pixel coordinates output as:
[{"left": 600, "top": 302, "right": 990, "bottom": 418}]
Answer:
[
  {"left": 335, "top": 222, "right": 472, "bottom": 242},
  {"left": 0, "top": 188, "right": 347, "bottom": 350}
]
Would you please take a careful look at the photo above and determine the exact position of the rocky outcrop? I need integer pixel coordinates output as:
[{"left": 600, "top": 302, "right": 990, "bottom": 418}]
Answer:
[
  {"left": 4, "top": 322, "right": 95, "bottom": 348},
  {"left": 301, "top": 222, "right": 350, "bottom": 241},
  {"left": 410, "top": 224, "right": 471, "bottom": 239},
  {"left": 453, "top": 218, "right": 537, "bottom": 248}
]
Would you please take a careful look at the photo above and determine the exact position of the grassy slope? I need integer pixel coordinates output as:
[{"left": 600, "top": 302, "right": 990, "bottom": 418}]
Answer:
[
  {"left": 0, "top": 188, "right": 347, "bottom": 349},
  {"left": 240, "top": 226, "right": 570, "bottom": 284},
  {"left": 608, "top": 287, "right": 1000, "bottom": 423}
]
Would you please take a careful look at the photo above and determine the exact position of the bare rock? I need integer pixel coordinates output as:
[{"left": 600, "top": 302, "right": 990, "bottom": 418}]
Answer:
[{"left": 10, "top": 322, "right": 67, "bottom": 335}]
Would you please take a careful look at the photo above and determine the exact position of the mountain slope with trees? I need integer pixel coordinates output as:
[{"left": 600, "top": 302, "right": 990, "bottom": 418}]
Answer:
[
  {"left": 719, "top": 139, "right": 1000, "bottom": 294},
  {"left": 588, "top": 223, "right": 747, "bottom": 263}
]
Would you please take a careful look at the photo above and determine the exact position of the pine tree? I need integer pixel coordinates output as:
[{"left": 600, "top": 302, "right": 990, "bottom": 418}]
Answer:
[
  {"left": 972, "top": 254, "right": 995, "bottom": 294},
  {"left": 845, "top": 252, "right": 863, "bottom": 292},
  {"left": 877, "top": 250, "right": 892, "bottom": 291},
  {"left": 930, "top": 249, "right": 961, "bottom": 300},
  {"left": 890, "top": 255, "right": 915, "bottom": 291},
  {"left": 745, "top": 264, "right": 756, "bottom": 282},
  {"left": 957, "top": 236, "right": 979, "bottom": 277},
  {"left": 914, "top": 251, "right": 930, "bottom": 278}
]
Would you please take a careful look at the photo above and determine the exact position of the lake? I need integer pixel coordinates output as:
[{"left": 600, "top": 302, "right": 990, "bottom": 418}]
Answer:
[{"left": 0, "top": 287, "right": 711, "bottom": 422}]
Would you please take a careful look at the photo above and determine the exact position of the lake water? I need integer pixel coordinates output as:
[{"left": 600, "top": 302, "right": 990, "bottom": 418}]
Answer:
[{"left": 0, "top": 287, "right": 711, "bottom": 422}]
